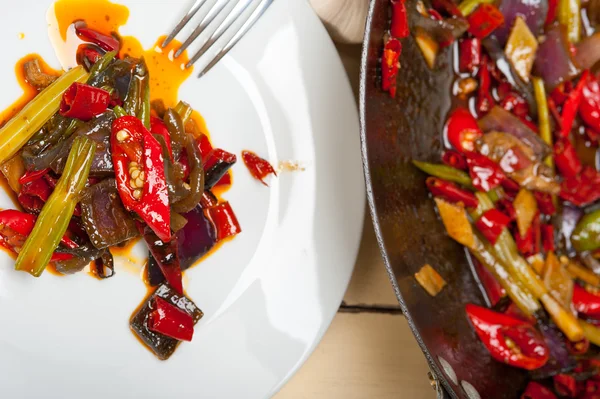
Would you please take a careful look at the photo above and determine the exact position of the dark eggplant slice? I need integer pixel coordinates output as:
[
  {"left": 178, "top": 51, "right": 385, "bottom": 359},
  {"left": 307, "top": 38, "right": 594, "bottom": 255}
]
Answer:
[
  {"left": 130, "top": 283, "right": 203, "bottom": 360},
  {"left": 92, "top": 250, "right": 115, "bottom": 279},
  {"left": 54, "top": 244, "right": 105, "bottom": 275},
  {"left": 80, "top": 178, "right": 139, "bottom": 249},
  {"left": 146, "top": 205, "right": 217, "bottom": 286},
  {"left": 87, "top": 57, "right": 135, "bottom": 102},
  {"left": 48, "top": 112, "right": 116, "bottom": 176}
]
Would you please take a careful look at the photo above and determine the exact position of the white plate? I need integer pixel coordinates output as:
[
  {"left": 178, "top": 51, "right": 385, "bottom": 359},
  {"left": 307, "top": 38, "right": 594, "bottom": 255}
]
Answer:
[{"left": 0, "top": 0, "right": 364, "bottom": 398}]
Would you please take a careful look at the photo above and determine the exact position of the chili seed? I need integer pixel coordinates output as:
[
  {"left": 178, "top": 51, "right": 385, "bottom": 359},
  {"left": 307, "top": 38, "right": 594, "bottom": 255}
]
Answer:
[
  {"left": 135, "top": 177, "right": 144, "bottom": 188},
  {"left": 131, "top": 169, "right": 140, "bottom": 179},
  {"left": 133, "top": 189, "right": 142, "bottom": 200},
  {"left": 116, "top": 129, "right": 130, "bottom": 142},
  {"left": 138, "top": 171, "right": 145, "bottom": 181},
  {"left": 183, "top": 182, "right": 191, "bottom": 190},
  {"left": 456, "top": 77, "right": 478, "bottom": 99},
  {"left": 130, "top": 179, "right": 137, "bottom": 188}
]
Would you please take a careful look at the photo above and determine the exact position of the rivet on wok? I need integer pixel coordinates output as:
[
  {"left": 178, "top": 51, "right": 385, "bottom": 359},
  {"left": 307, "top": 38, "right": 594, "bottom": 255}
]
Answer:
[
  {"left": 461, "top": 380, "right": 481, "bottom": 399},
  {"left": 437, "top": 356, "right": 458, "bottom": 385}
]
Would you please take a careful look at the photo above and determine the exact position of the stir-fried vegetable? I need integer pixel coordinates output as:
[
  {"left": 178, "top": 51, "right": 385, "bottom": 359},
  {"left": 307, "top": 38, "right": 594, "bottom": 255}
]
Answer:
[
  {"left": 15, "top": 136, "right": 95, "bottom": 276},
  {"left": 413, "top": 160, "right": 473, "bottom": 186},
  {"left": 435, "top": 198, "right": 476, "bottom": 248},
  {"left": 414, "top": 264, "right": 447, "bottom": 296},
  {"left": 505, "top": 17, "right": 538, "bottom": 83},
  {"left": 571, "top": 209, "right": 600, "bottom": 252},
  {"left": 0, "top": 66, "right": 88, "bottom": 165},
  {"left": 558, "top": 0, "right": 582, "bottom": 42}
]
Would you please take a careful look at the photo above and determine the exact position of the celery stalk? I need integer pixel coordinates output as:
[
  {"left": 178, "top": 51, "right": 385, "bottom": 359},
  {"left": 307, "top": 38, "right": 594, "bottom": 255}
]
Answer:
[
  {"left": 15, "top": 136, "right": 95, "bottom": 276},
  {"left": 0, "top": 66, "right": 88, "bottom": 165}
]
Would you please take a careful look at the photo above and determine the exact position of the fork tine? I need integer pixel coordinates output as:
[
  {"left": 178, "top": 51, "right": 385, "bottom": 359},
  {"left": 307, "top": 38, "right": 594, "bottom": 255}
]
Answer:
[
  {"left": 174, "top": 0, "right": 230, "bottom": 58},
  {"left": 186, "top": 0, "right": 254, "bottom": 67},
  {"left": 197, "top": 0, "right": 274, "bottom": 78},
  {"left": 162, "top": 0, "right": 207, "bottom": 48}
]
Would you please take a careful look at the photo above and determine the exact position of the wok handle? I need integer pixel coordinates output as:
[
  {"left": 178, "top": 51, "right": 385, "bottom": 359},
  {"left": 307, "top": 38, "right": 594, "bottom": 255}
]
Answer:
[{"left": 429, "top": 371, "right": 453, "bottom": 399}]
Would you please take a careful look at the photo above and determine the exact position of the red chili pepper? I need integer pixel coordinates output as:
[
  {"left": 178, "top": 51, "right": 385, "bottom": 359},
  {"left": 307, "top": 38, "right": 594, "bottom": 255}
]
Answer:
[
  {"left": 467, "top": 4, "right": 505, "bottom": 39},
  {"left": 205, "top": 202, "right": 242, "bottom": 241},
  {"left": 75, "top": 25, "right": 120, "bottom": 52},
  {"left": 541, "top": 224, "right": 555, "bottom": 252},
  {"left": 474, "top": 258, "right": 506, "bottom": 306},
  {"left": 534, "top": 192, "right": 556, "bottom": 216},
  {"left": 566, "top": 337, "right": 590, "bottom": 355},
  {"left": 214, "top": 172, "right": 232, "bottom": 187},
  {"left": 77, "top": 44, "right": 103, "bottom": 67},
  {"left": 501, "top": 178, "right": 521, "bottom": 197},
  {"left": 200, "top": 191, "right": 218, "bottom": 209},
  {"left": 142, "top": 225, "right": 182, "bottom": 295},
  {"left": 580, "top": 74, "right": 600, "bottom": 132},
  {"left": 466, "top": 152, "right": 505, "bottom": 192},
  {"left": 501, "top": 92, "right": 529, "bottom": 119},
  {"left": 150, "top": 116, "right": 173, "bottom": 160},
  {"left": 504, "top": 301, "right": 536, "bottom": 324},
  {"left": 548, "top": 97, "right": 563, "bottom": 130},
  {"left": 18, "top": 168, "right": 50, "bottom": 185},
  {"left": 445, "top": 108, "right": 483, "bottom": 153},
  {"left": 428, "top": 8, "right": 443, "bottom": 20},
  {"left": 431, "top": 0, "right": 463, "bottom": 17},
  {"left": 381, "top": 38, "right": 402, "bottom": 98},
  {"left": 560, "top": 166, "right": 600, "bottom": 206},
  {"left": 586, "top": 126, "right": 600, "bottom": 143},
  {"left": 390, "top": 0, "right": 410, "bottom": 38},
  {"left": 18, "top": 176, "right": 53, "bottom": 213},
  {"left": 0, "top": 210, "right": 76, "bottom": 253},
  {"left": 204, "top": 149, "right": 237, "bottom": 189},
  {"left": 521, "top": 381, "right": 558, "bottom": 399},
  {"left": 442, "top": 150, "right": 468, "bottom": 170},
  {"left": 425, "top": 177, "right": 479, "bottom": 208},
  {"left": 561, "top": 70, "right": 590, "bottom": 138},
  {"left": 197, "top": 134, "right": 213, "bottom": 160},
  {"left": 546, "top": 0, "right": 559, "bottom": 25},
  {"left": 458, "top": 38, "right": 481, "bottom": 74},
  {"left": 552, "top": 81, "right": 573, "bottom": 106},
  {"left": 514, "top": 214, "right": 540, "bottom": 257},
  {"left": 553, "top": 374, "right": 578, "bottom": 398},
  {"left": 477, "top": 56, "right": 495, "bottom": 115},
  {"left": 475, "top": 209, "right": 511, "bottom": 244},
  {"left": 111, "top": 116, "right": 171, "bottom": 242},
  {"left": 148, "top": 297, "right": 194, "bottom": 341},
  {"left": 50, "top": 252, "right": 75, "bottom": 262},
  {"left": 554, "top": 138, "right": 582, "bottom": 178},
  {"left": 497, "top": 199, "right": 517, "bottom": 221},
  {"left": 241, "top": 150, "right": 277, "bottom": 186},
  {"left": 573, "top": 284, "right": 600, "bottom": 317},
  {"left": 466, "top": 304, "right": 549, "bottom": 370},
  {"left": 60, "top": 83, "right": 110, "bottom": 121}
]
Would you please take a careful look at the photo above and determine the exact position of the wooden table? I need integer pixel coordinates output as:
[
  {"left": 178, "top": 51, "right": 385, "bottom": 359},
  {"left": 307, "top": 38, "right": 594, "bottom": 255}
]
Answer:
[{"left": 275, "top": 44, "right": 435, "bottom": 399}]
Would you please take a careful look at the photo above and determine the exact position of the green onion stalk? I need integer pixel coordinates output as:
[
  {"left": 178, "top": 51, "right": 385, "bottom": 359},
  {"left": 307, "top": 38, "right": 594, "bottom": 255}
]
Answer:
[{"left": 15, "top": 136, "right": 95, "bottom": 277}]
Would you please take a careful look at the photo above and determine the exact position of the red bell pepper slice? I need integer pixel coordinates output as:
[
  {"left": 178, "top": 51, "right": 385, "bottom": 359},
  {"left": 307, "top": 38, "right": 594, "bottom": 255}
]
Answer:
[
  {"left": 19, "top": 168, "right": 50, "bottom": 185},
  {"left": 467, "top": 152, "right": 505, "bottom": 192},
  {"left": 241, "top": 150, "right": 277, "bottom": 186},
  {"left": 573, "top": 284, "right": 600, "bottom": 317},
  {"left": 426, "top": 177, "right": 478, "bottom": 208},
  {"left": 541, "top": 224, "right": 555, "bottom": 252},
  {"left": 521, "top": 381, "right": 558, "bottom": 399},
  {"left": 381, "top": 38, "right": 402, "bottom": 98},
  {"left": 467, "top": 4, "right": 505, "bottom": 39},
  {"left": 476, "top": 56, "right": 495, "bottom": 115},
  {"left": 514, "top": 212, "right": 541, "bottom": 256},
  {"left": 111, "top": 116, "right": 171, "bottom": 242},
  {"left": 473, "top": 259, "right": 505, "bottom": 306},
  {"left": 75, "top": 25, "right": 120, "bottom": 52},
  {"left": 580, "top": 74, "right": 600, "bottom": 132},
  {"left": 60, "top": 83, "right": 110, "bottom": 121},
  {"left": 197, "top": 134, "right": 213, "bottom": 160},
  {"left": 442, "top": 150, "right": 468, "bottom": 170},
  {"left": 148, "top": 296, "right": 194, "bottom": 341},
  {"left": 561, "top": 70, "right": 590, "bottom": 138},
  {"left": 554, "top": 138, "right": 582, "bottom": 178},
  {"left": 466, "top": 304, "right": 549, "bottom": 370},
  {"left": 150, "top": 116, "right": 173, "bottom": 160},
  {"left": 560, "top": 166, "right": 600, "bottom": 206},
  {"left": 553, "top": 374, "right": 578, "bottom": 398},
  {"left": 458, "top": 38, "right": 481, "bottom": 74},
  {"left": 205, "top": 202, "right": 242, "bottom": 241},
  {"left": 214, "top": 173, "right": 232, "bottom": 187},
  {"left": 445, "top": 108, "right": 483, "bottom": 153},
  {"left": 475, "top": 209, "right": 511, "bottom": 244},
  {"left": 534, "top": 192, "right": 556, "bottom": 216},
  {"left": 390, "top": 0, "right": 410, "bottom": 39}
]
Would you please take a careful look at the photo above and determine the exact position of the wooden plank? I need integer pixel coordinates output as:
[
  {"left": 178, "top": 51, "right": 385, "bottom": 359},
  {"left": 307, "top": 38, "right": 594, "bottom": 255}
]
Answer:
[{"left": 276, "top": 313, "right": 433, "bottom": 399}]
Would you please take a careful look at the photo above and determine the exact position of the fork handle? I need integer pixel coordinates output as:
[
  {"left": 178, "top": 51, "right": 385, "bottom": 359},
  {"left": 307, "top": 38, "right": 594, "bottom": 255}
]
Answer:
[{"left": 309, "top": 0, "right": 369, "bottom": 44}]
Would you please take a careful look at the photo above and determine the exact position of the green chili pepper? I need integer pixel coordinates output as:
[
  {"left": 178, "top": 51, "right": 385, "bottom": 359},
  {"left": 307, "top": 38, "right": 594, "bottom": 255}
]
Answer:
[
  {"left": 412, "top": 160, "right": 472, "bottom": 187},
  {"left": 174, "top": 101, "right": 193, "bottom": 125},
  {"left": 87, "top": 50, "right": 117, "bottom": 82},
  {"left": 572, "top": 209, "right": 600, "bottom": 252},
  {"left": 113, "top": 105, "right": 127, "bottom": 118},
  {"left": 15, "top": 136, "right": 95, "bottom": 276}
]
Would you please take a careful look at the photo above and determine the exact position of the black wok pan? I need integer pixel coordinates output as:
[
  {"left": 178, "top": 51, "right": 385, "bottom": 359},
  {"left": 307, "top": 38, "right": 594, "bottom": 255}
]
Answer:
[{"left": 359, "top": 1, "right": 530, "bottom": 398}]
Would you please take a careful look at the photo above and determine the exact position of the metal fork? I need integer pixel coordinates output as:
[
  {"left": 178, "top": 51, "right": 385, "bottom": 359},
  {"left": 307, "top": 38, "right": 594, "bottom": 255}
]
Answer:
[{"left": 162, "top": 0, "right": 274, "bottom": 78}]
